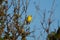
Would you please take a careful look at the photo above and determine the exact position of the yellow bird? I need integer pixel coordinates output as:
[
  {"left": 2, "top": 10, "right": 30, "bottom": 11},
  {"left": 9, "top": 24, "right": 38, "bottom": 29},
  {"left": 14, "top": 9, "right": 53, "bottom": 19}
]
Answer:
[{"left": 26, "top": 15, "right": 32, "bottom": 24}]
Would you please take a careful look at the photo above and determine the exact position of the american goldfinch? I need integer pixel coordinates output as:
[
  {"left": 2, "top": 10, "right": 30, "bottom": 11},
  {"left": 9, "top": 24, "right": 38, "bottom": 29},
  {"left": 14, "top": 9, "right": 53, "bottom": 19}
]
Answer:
[{"left": 26, "top": 15, "right": 32, "bottom": 24}]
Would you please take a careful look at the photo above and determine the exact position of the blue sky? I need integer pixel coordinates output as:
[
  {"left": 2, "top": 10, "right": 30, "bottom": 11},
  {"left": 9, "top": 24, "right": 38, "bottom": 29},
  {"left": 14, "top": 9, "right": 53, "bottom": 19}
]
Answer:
[{"left": 7, "top": 0, "right": 60, "bottom": 40}]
